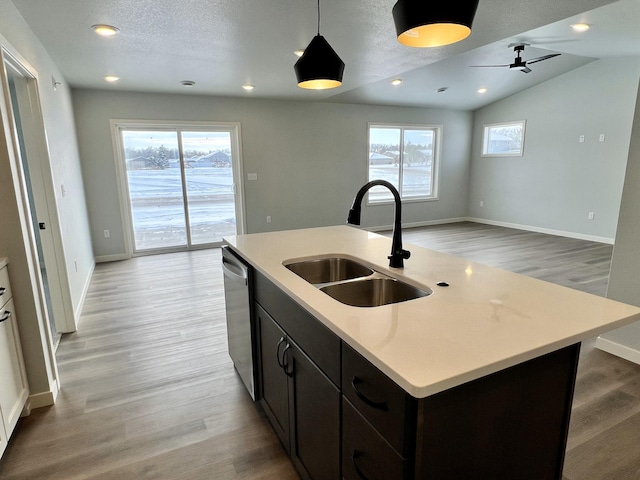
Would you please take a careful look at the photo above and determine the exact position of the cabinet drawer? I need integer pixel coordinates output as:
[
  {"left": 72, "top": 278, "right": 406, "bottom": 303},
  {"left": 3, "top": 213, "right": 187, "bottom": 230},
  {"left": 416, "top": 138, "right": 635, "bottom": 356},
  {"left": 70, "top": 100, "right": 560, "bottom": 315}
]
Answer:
[
  {"left": 342, "top": 397, "right": 409, "bottom": 480},
  {"left": 342, "top": 342, "right": 417, "bottom": 456},
  {"left": 255, "top": 271, "right": 341, "bottom": 386},
  {"left": 0, "top": 266, "right": 11, "bottom": 309}
]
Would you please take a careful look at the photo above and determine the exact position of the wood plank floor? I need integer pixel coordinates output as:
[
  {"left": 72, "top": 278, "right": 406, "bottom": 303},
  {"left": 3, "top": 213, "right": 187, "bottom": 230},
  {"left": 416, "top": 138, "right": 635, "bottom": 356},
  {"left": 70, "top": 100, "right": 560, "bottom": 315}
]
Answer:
[{"left": 1, "top": 222, "right": 638, "bottom": 479}]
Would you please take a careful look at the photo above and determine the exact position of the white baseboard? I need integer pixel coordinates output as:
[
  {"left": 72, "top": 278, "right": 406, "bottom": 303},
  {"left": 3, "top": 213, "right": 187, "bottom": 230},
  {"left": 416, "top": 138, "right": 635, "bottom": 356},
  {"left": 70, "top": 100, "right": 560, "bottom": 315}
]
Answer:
[
  {"left": 595, "top": 336, "right": 640, "bottom": 365},
  {"left": 74, "top": 260, "right": 96, "bottom": 324},
  {"left": 95, "top": 253, "right": 130, "bottom": 263},
  {"left": 466, "top": 217, "right": 615, "bottom": 245},
  {"left": 27, "top": 380, "right": 59, "bottom": 410},
  {"left": 366, "top": 217, "right": 469, "bottom": 233}
]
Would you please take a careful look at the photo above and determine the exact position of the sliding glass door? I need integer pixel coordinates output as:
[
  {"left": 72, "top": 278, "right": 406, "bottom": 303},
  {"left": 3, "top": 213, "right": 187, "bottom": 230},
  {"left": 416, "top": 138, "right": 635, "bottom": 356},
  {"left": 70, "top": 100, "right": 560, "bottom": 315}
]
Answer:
[
  {"left": 181, "top": 131, "right": 235, "bottom": 246},
  {"left": 117, "top": 123, "right": 243, "bottom": 254}
]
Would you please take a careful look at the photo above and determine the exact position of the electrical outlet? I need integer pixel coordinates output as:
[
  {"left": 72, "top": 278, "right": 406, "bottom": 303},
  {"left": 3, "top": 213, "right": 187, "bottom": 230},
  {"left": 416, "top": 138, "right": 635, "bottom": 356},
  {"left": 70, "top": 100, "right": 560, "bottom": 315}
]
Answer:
[
  {"left": 599, "top": 134, "right": 606, "bottom": 142},
  {"left": 579, "top": 135, "right": 585, "bottom": 143},
  {"left": 266, "top": 216, "right": 272, "bottom": 224},
  {"left": 248, "top": 173, "right": 258, "bottom": 181},
  {"left": 588, "top": 212, "right": 595, "bottom": 220},
  {"left": 104, "top": 229, "right": 110, "bottom": 238},
  {"left": 479, "top": 201, "right": 484, "bottom": 207}
]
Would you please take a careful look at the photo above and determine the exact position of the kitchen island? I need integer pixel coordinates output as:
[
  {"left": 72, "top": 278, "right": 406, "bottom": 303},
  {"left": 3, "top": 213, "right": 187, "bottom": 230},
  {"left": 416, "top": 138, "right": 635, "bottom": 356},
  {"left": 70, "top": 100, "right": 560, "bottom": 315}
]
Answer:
[{"left": 224, "top": 225, "right": 640, "bottom": 480}]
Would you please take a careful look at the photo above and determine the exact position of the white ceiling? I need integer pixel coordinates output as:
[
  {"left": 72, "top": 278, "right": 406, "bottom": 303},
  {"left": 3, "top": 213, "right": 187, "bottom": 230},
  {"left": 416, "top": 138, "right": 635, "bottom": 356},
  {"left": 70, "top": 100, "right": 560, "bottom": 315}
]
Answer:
[{"left": 10, "top": 0, "right": 640, "bottom": 110}]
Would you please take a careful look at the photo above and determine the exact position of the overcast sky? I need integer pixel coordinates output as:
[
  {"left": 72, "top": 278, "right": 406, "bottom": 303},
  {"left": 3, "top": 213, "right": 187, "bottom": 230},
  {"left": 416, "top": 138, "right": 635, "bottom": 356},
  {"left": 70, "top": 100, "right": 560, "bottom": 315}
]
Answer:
[{"left": 122, "top": 130, "right": 231, "bottom": 151}]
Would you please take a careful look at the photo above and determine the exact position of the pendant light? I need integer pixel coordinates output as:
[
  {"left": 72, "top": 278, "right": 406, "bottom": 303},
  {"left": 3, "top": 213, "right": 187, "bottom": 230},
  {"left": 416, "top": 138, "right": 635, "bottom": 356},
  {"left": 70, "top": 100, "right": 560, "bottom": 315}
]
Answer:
[
  {"left": 392, "top": 0, "right": 479, "bottom": 48},
  {"left": 294, "top": 0, "right": 345, "bottom": 89}
]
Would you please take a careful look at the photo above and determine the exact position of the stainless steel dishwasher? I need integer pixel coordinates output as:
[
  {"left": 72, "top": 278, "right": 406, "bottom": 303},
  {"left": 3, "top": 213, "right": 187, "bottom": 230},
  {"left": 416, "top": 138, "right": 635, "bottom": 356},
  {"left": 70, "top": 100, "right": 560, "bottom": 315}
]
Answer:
[{"left": 221, "top": 246, "right": 256, "bottom": 399}]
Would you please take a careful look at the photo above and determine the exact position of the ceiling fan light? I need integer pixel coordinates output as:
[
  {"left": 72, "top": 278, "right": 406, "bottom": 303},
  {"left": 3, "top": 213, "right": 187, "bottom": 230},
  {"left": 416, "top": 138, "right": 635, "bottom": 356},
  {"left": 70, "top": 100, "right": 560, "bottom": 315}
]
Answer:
[
  {"left": 393, "top": 0, "right": 479, "bottom": 47},
  {"left": 294, "top": 35, "right": 345, "bottom": 90}
]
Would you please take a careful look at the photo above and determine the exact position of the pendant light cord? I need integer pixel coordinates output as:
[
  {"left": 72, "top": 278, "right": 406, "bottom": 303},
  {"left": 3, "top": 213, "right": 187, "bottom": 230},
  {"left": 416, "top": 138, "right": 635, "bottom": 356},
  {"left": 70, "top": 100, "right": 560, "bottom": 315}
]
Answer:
[{"left": 317, "top": 0, "right": 320, "bottom": 35}]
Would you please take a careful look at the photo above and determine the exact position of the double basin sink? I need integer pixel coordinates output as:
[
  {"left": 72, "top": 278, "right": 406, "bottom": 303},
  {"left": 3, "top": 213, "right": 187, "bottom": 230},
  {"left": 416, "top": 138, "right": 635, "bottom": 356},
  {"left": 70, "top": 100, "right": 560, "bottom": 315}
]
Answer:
[{"left": 284, "top": 256, "right": 432, "bottom": 307}]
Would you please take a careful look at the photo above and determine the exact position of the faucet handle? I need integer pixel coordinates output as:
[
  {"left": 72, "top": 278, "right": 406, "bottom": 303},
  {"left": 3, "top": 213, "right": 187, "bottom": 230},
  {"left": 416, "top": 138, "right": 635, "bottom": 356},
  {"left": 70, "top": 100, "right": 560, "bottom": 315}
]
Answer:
[{"left": 388, "top": 249, "right": 411, "bottom": 268}]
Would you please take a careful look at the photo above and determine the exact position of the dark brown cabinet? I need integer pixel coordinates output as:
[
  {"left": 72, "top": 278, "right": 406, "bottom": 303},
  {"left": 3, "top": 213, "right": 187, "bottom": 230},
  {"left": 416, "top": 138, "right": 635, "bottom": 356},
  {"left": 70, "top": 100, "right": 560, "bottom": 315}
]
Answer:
[
  {"left": 342, "top": 343, "right": 417, "bottom": 458},
  {"left": 255, "top": 272, "right": 340, "bottom": 480},
  {"left": 288, "top": 337, "right": 340, "bottom": 480},
  {"left": 342, "top": 397, "right": 408, "bottom": 480},
  {"left": 342, "top": 340, "right": 580, "bottom": 480},
  {"left": 256, "top": 303, "right": 290, "bottom": 450},
  {"left": 248, "top": 265, "right": 580, "bottom": 480}
]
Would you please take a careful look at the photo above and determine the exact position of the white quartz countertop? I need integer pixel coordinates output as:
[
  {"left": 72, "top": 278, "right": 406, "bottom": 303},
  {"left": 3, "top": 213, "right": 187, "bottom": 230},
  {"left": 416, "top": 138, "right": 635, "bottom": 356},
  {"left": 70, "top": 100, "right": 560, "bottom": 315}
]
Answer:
[{"left": 225, "top": 226, "right": 640, "bottom": 398}]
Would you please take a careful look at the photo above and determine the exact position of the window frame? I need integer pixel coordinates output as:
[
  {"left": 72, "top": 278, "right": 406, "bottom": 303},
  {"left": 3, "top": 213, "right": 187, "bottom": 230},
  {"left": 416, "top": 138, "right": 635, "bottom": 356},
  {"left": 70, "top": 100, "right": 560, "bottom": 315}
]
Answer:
[
  {"left": 366, "top": 123, "right": 441, "bottom": 205},
  {"left": 481, "top": 120, "right": 526, "bottom": 157}
]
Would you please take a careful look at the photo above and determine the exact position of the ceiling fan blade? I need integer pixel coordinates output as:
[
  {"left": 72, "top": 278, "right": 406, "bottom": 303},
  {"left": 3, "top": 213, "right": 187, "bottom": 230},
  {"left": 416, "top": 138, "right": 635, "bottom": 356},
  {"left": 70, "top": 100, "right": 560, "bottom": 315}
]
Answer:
[
  {"left": 521, "top": 66, "right": 532, "bottom": 73},
  {"left": 469, "top": 64, "right": 510, "bottom": 68},
  {"left": 526, "top": 53, "right": 561, "bottom": 65}
]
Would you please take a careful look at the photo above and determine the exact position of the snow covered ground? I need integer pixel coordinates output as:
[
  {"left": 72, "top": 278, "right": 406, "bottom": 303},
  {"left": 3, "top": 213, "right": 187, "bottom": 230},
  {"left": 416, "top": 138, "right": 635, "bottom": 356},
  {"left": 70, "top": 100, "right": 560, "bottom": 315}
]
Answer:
[{"left": 126, "top": 167, "right": 236, "bottom": 250}]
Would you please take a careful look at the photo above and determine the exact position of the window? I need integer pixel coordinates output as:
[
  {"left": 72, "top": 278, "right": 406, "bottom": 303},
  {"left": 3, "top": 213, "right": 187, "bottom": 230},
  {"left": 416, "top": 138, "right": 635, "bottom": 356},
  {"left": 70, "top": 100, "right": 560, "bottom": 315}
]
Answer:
[
  {"left": 367, "top": 124, "right": 440, "bottom": 203},
  {"left": 482, "top": 120, "right": 526, "bottom": 156}
]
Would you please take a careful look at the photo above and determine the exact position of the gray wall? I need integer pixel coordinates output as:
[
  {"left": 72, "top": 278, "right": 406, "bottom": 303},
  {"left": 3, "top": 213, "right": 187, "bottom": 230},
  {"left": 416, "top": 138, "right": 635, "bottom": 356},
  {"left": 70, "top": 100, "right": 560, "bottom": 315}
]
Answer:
[
  {"left": 468, "top": 58, "right": 640, "bottom": 242},
  {"left": 71, "top": 89, "right": 473, "bottom": 258},
  {"left": 0, "top": 0, "right": 93, "bottom": 397},
  {"left": 597, "top": 76, "right": 640, "bottom": 361}
]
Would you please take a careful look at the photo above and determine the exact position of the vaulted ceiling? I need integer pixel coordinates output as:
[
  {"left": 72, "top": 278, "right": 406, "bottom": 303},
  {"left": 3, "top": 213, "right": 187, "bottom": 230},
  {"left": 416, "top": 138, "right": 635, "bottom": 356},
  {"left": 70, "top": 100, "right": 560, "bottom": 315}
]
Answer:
[{"left": 10, "top": 0, "right": 640, "bottom": 109}]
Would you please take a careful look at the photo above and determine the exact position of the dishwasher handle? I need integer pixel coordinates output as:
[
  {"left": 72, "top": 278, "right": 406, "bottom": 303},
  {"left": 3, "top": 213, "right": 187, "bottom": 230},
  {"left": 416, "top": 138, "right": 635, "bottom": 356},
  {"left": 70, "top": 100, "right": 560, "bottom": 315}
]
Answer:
[{"left": 222, "top": 257, "right": 248, "bottom": 286}]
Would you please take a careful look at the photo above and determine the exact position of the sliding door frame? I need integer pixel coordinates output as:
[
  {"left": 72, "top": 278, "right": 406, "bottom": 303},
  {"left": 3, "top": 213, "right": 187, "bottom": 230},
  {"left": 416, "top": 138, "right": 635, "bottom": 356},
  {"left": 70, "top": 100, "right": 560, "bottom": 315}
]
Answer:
[{"left": 110, "top": 119, "right": 246, "bottom": 257}]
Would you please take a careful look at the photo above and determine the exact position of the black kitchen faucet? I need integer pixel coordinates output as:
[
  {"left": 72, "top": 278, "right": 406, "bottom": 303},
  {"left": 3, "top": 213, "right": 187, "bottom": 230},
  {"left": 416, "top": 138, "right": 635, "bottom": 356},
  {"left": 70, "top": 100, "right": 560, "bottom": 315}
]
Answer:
[{"left": 347, "top": 180, "right": 410, "bottom": 268}]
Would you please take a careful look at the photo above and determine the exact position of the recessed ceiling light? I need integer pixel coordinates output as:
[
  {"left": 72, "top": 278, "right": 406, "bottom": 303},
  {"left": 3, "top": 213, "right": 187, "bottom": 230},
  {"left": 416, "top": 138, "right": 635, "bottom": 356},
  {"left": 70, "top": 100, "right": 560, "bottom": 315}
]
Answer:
[
  {"left": 242, "top": 84, "right": 255, "bottom": 91},
  {"left": 104, "top": 75, "right": 120, "bottom": 83},
  {"left": 391, "top": 79, "right": 403, "bottom": 86},
  {"left": 477, "top": 87, "right": 487, "bottom": 94},
  {"left": 571, "top": 23, "right": 590, "bottom": 33},
  {"left": 91, "top": 24, "right": 120, "bottom": 37},
  {"left": 436, "top": 87, "right": 448, "bottom": 93},
  {"left": 294, "top": 49, "right": 305, "bottom": 57},
  {"left": 181, "top": 80, "right": 196, "bottom": 87}
]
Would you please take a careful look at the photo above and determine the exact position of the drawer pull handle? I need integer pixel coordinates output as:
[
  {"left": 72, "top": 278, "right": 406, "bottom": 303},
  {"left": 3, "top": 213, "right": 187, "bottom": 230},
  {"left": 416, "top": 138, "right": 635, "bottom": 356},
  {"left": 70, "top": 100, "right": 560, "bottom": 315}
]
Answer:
[
  {"left": 276, "top": 337, "right": 287, "bottom": 369},
  {"left": 282, "top": 343, "right": 293, "bottom": 377},
  {"left": 351, "top": 377, "right": 389, "bottom": 411},
  {"left": 352, "top": 450, "right": 371, "bottom": 480},
  {"left": 0, "top": 287, "right": 6, "bottom": 296},
  {"left": 0, "top": 310, "right": 11, "bottom": 323}
]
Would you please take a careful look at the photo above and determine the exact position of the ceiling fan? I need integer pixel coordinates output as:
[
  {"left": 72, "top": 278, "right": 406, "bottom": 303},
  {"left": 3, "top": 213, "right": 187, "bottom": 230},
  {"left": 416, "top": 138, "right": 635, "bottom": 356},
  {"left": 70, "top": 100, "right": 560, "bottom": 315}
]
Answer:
[{"left": 471, "top": 43, "right": 561, "bottom": 74}]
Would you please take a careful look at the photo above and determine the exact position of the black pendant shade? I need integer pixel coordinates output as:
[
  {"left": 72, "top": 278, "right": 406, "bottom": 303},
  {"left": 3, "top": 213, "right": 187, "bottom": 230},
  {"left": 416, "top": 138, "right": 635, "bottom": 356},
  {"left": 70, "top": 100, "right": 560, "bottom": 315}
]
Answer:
[
  {"left": 295, "top": 35, "right": 345, "bottom": 89},
  {"left": 393, "top": 0, "right": 479, "bottom": 48}
]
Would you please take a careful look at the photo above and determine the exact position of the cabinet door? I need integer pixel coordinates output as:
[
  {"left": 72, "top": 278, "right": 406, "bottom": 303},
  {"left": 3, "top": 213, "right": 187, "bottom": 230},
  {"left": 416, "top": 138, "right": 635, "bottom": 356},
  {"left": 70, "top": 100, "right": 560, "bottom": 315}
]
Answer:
[
  {"left": 256, "top": 304, "right": 290, "bottom": 452},
  {"left": 288, "top": 341, "right": 340, "bottom": 480},
  {"left": 0, "top": 299, "right": 28, "bottom": 452}
]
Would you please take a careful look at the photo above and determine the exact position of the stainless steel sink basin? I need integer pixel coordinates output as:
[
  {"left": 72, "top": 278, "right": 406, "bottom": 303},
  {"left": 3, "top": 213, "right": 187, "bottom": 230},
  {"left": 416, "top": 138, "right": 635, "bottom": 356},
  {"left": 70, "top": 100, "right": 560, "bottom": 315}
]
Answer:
[
  {"left": 285, "top": 257, "right": 374, "bottom": 284},
  {"left": 285, "top": 256, "right": 432, "bottom": 307},
  {"left": 320, "top": 277, "right": 432, "bottom": 307}
]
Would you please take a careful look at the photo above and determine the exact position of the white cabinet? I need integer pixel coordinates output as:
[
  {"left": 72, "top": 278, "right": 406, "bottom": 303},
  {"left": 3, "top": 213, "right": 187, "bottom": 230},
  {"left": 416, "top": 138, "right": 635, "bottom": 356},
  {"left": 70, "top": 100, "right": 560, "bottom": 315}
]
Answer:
[{"left": 0, "top": 260, "right": 29, "bottom": 458}]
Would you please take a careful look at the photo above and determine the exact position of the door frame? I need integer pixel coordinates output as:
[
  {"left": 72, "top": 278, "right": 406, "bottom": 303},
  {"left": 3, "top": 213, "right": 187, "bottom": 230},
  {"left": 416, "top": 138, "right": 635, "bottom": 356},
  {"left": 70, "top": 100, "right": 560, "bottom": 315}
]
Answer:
[
  {"left": 110, "top": 119, "right": 246, "bottom": 257},
  {"left": 1, "top": 47, "right": 75, "bottom": 335},
  {"left": 0, "top": 43, "right": 61, "bottom": 405}
]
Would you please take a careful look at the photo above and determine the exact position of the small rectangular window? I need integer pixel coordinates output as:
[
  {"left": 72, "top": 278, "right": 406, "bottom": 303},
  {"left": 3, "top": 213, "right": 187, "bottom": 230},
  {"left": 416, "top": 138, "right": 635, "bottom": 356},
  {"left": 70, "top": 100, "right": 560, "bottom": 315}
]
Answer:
[
  {"left": 482, "top": 120, "right": 526, "bottom": 157},
  {"left": 368, "top": 124, "right": 440, "bottom": 203}
]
